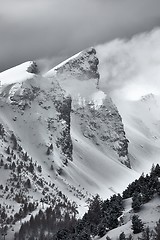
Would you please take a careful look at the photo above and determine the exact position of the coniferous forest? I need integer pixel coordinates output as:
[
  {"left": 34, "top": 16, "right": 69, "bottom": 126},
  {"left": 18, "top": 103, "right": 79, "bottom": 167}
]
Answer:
[{"left": 11, "top": 164, "right": 160, "bottom": 240}]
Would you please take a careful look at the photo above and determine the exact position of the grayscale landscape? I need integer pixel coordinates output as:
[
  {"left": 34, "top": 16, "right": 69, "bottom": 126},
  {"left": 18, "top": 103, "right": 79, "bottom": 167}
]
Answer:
[{"left": 0, "top": 1, "right": 160, "bottom": 239}]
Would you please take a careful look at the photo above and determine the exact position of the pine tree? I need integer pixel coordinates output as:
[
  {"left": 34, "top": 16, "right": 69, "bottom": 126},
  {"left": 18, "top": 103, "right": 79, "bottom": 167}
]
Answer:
[
  {"left": 106, "top": 237, "right": 111, "bottom": 240},
  {"left": 132, "top": 192, "right": 142, "bottom": 212},
  {"left": 154, "top": 219, "right": 160, "bottom": 240},
  {"left": 25, "top": 179, "right": 31, "bottom": 188},
  {"left": 56, "top": 229, "right": 69, "bottom": 240},
  {"left": 50, "top": 143, "right": 53, "bottom": 150},
  {"left": 126, "top": 234, "right": 133, "bottom": 240},
  {"left": 18, "top": 223, "right": 27, "bottom": 240},
  {"left": 154, "top": 164, "right": 160, "bottom": 177},
  {"left": 37, "top": 165, "right": 42, "bottom": 173},
  {"left": 6, "top": 146, "right": 10, "bottom": 154},
  {"left": 12, "top": 162, "right": 16, "bottom": 170},
  {"left": 0, "top": 123, "right": 4, "bottom": 137},
  {"left": 141, "top": 226, "right": 152, "bottom": 240},
  {"left": 0, "top": 159, "right": 4, "bottom": 166},
  {"left": 1, "top": 225, "right": 8, "bottom": 240},
  {"left": 17, "top": 165, "right": 21, "bottom": 176},
  {"left": 97, "top": 223, "right": 106, "bottom": 237},
  {"left": 78, "top": 230, "right": 91, "bottom": 240},
  {"left": 85, "top": 194, "right": 102, "bottom": 226},
  {"left": 119, "top": 232, "right": 126, "bottom": 240},
  {"left": 28, "top": 163, "right": 34, "bottom": 173},
  {"left": 39, "top": 230, "right": 45, "bottom": 240},
  {"left": 156, "top": 181, "right": 160, "bottom": 195},
  {"left": 4, "top": 163, "right": 8, "bottom": 169},
  {"left": 24, "top": 152, "right": 28, "bottom": 161},
  {"left": 131, "top": 215, "right": 144, "bottom": 234},
  {"left": 46, "top": 147, "right": 50, "bottom": 155},
  {"left": 11, "top": 133, "right": 17, "bottom": 150},
  {"left": 5, "top": 185, "right": 9, "bottom": 191},
  {"left": 51, "top": 164, "right": 54, "bottom": 170}
]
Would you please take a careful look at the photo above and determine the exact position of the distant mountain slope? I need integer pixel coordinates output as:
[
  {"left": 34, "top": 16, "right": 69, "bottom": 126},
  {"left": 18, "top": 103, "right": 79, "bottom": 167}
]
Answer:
[{"left": 95, "top": 28, "right": 160, "bottom": 174}]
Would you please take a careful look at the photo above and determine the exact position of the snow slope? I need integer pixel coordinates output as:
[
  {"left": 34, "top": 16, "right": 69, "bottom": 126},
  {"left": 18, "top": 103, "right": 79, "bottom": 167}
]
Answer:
[
  {"left": 45, "top": 47, "right": 136, "bottom": 199},
  {"left": 0, "top": 47, "right": 137, "bottom": 223},
  {"left": 111, "top": 95, "right": 160, "bottom": 173},
  {"left": 45, "top": 28, "right": 160, "bottom": 208},
  {"left": 0, "top": 61, "right": 35, "bottom": 86},
  {"left": 46, "top": 30, "right": 160, "bottom": 202},
  {"left": 100, "top": 195, "right": 160, "bottom": 240}
]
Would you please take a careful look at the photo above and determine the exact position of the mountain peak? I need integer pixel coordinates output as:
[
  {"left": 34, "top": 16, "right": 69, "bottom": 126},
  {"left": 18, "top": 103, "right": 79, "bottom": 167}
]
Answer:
[
  {"left": 45, "top": 47, "right": 130, "bottom": 167},
  {"left": 0, "top": 61, "right": 39, "bottom": 87},
  {"left": 26, "top": 61, "right": 40, "bottom": 74},
  {"left": 46, "top": 47, "right": 99, "bottom": 81}
]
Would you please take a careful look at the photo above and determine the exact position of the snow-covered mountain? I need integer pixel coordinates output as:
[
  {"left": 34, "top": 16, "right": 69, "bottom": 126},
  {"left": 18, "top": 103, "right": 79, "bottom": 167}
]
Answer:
[
  {"left": 96, "top": 29, "right": 160, "bottom": 173},
  {"left": 1, "top": 28, "right": 160, "bottom": 239},
  {"left": 46, "top": 47, "right": 130, "bottom": 168}
]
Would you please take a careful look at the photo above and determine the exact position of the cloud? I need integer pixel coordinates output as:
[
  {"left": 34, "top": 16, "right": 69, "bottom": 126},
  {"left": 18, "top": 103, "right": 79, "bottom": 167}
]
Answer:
[
  {"left": 0, "top": 0, "right": 160, "bottom": 72},
  {"left": 36, "top": 56, "right": 67, "bottom": 74},
  {"left": 96, "top": 28, "right": 160, "bottom": 100}
]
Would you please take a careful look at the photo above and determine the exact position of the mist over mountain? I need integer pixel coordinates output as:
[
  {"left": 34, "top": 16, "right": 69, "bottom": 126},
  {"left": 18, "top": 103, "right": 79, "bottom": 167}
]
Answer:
[{"left": 96, "top": 28, "right": 160, "bottom": 99}]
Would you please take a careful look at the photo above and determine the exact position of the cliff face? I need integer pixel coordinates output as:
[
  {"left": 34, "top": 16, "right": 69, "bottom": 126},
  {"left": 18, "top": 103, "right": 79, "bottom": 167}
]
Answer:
[
  {"left": 54, "top": 95, "right": 73, "bottom": 163},
  {"left": 0, "top": 75, "right": 73, "bottom": 167},
  {"left": 47, "top": 47, "right": 130, "bottom": 167},
  {"left": 53, "top": 47, "right": 100, "bottom": 81},
  {"left": 72, "top": 96, "right": 130, "bottom": 167}
]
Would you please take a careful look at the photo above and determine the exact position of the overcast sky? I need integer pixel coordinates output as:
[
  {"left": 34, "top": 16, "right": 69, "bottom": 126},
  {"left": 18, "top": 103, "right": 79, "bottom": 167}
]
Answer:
[{"left": 0, "top": 0, "right": 160, "bottom": 72}]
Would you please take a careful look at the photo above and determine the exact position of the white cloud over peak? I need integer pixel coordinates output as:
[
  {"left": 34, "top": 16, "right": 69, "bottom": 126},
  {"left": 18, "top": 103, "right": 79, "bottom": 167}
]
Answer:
[{"left": 96, "top": 28, "right": 160, "bottom": 100}]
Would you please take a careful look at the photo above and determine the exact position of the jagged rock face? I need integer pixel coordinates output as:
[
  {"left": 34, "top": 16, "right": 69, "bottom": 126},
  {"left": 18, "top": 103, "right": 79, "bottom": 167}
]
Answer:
[
  {"left": 50, "top": 47, "right": 130, "bottom": 167},
  {"left": 53, "top": 47, "right": 100, "bottom": 82},
  {"left": 8, "top": 82, "right": 40, "bottom": 110},
  {"left": 54, "top": 95, "right": 73, "bottom": 162},
  {"left": 72, "top": 96, "right": 130, "bottom": 167},
  {"left": 0, "top": 76, "right": 73, "bottom": 166},
  {"left": 27, "top": 61, "right": 40, "bottom": 74}
]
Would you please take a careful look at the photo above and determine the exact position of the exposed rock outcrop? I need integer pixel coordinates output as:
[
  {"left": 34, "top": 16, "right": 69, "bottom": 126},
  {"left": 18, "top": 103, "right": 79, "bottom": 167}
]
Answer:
[
  {"left": 47, "top": 47, "right": 100, "bottom": 83},
  {"left": 55, "top": 95, "right": 73, "bottom": 163},
  {"left": 1, "top": 76, "right": 73, "bottom": 165},
  {"left": 72, "top": 96, "right": 130, "bottom": 167},
  {"left": 50, "top": 47, "right": 130, "bottom": 167}
]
